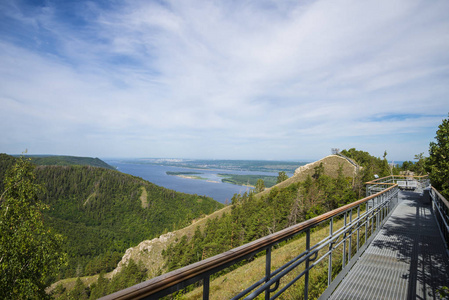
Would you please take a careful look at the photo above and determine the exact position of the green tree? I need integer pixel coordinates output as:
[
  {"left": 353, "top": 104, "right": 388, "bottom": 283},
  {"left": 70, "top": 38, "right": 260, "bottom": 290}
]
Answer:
[
  {"left": 0, "top": 156, "right": 66, "bottom": 299},
  {"left": 69, "top": 278, "right": 89, "bottom": 300},
  {"left": 427, "top": 115, "right": 449, "bottom": 197},
  {"left": 276, "top": 171, "right": 289, "bottom": 184},
  {"left": 380, "top": 150, "right": 391, "bottom": 177},
  {"left": 89, "top": 271, "right": 109, "bottom": 299},
  {"left": 312, "top": 162, "right": 324, "bottom": 179},
  {"left": 255, "top": 179, "right": 265, "bottom": 193},
  {"left": 413, "top": 152, "right": 427, "bottom": 175}
]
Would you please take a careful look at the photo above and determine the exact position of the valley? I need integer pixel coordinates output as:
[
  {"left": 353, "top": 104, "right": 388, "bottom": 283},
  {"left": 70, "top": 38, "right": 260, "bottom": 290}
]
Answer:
[{"left": 0, "top": 150, "right": 402, "bottom": 299}]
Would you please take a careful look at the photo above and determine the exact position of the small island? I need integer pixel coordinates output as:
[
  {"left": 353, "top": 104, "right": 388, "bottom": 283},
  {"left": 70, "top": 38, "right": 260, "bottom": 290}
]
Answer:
[
  {"left": 218, "top": 174, "right": 278, "bottom": 188},
  {"left": 166, "top": 171, "right": 208, "bottom": 181}
]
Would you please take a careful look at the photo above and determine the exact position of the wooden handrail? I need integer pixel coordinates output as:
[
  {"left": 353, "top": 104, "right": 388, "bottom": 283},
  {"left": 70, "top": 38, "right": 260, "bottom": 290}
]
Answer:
[{"left": 101, "top": 185, "right": 397, "bottom": 300}]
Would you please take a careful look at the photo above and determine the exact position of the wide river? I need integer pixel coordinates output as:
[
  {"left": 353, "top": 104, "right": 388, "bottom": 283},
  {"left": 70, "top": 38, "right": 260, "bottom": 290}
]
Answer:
[{"left": 104, "top": 160, "right": 293, "bottom": 204}]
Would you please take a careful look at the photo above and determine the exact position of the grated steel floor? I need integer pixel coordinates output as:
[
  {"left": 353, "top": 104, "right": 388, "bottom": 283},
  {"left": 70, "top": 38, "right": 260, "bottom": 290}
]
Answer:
[{"left": 329, "top": 191, "right": 449, "bottom": 300}]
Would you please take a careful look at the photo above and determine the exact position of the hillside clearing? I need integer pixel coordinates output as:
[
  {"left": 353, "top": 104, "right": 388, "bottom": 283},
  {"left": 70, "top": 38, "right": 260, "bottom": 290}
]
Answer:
[{"left": 140, "top": 186, "right": 148, "bottom": 208}]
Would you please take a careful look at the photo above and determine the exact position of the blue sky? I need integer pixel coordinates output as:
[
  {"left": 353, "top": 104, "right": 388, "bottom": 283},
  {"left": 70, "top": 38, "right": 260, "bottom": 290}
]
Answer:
[{"left": 0, "top": 0, "right": 448, "bottom": 161}]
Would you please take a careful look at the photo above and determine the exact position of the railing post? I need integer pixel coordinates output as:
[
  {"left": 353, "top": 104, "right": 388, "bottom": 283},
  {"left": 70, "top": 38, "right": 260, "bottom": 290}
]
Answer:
[
  {"left": 203, "top": 276, "right": 210, "bottom": 300},
  {"left": 343, "top": 212, "right": 347, "bottom": 268},
  {"left": 381, "top": 194, "right": 384, "bottom": 223},
  {"left": 348, "top": 209, "right": 352, "bottom": 262},
  {"left": 357, "top": 205, "right": 360, "bottom": 252},
  {"left": 371, "top": 199, "right": 374, "bottom": 235},
  {"left": 365, "top": 204, "right": 368, "bottom": 244},
  {"left": 376, "top": 196, "right": 380, "bottom": 230},
  {"left": 328, "top": 217, "right": 334, "bottom": 286},
  {"left": 265, "top": 246, "right": 272, "bottom": 300},
  {"left": 304, "top": 229, "right": 310, "bottom": 300}
]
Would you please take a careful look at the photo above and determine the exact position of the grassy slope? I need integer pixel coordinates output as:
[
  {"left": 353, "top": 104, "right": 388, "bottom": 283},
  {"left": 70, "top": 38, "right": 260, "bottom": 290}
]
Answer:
[{"left": 184, "top": 209, "right": 367, "bottom": 299}]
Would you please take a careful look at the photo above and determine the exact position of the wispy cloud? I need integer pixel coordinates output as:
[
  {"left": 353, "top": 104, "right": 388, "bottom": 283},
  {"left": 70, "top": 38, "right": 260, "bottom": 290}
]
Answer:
[{"left": 0, "top": 0, "right": 448, "bottom": 160}]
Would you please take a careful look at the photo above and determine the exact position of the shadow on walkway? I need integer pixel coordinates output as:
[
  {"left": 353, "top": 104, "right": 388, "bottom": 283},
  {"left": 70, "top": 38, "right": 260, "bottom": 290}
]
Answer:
[{"left": 331, "top": 191, "right": 449, "bottom": 299}]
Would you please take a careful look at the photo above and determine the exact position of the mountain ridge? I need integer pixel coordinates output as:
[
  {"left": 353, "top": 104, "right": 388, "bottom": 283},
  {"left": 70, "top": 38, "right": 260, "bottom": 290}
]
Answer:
[{"left": 21, "top": 155, "right": 116, "bottom": 170}]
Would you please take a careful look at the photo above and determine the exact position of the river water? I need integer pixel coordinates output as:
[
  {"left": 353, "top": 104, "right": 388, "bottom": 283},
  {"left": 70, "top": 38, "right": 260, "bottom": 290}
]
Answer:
[{"left": 104, "top": 160, "right": 291, "bottom": 204}]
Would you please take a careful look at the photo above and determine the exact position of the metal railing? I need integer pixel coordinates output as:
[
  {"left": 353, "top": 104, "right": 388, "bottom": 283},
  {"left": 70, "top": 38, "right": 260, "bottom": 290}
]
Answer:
[
  {"left": 365, "top": 175, "right": 429, "bottom": 196},
  {"left": 430, "top": 187, "right": 449, "bottom": 256},
  {"left": 335, "top": 152, "right": 359, "bottom": 170},
  {"left": 101, "top": 184, "right": 399, "bottom": 300}
]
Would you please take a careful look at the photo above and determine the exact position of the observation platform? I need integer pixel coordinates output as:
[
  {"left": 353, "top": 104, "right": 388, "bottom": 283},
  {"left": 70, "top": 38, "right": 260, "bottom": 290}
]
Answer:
[{"left": 330, "top": 191, "right": 449, "bottom": 299}]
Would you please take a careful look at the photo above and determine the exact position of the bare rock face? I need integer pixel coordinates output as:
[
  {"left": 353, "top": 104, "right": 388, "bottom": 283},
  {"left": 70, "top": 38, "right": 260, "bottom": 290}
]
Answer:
[
  {"left": 111, "top": 232, "right": 176, "bottom": 278},
  {"left": 109, "top": 206, "right": 231, "bottom": 279}
]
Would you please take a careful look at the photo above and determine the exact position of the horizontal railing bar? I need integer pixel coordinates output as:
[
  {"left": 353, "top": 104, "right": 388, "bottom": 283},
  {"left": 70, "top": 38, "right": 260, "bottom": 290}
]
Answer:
[
  {"left": 232, "top": 190, "right": 396, "bottom": 299},
  {"left": 431, "top": 190, "right": 449, "bottom": 232},
  {"left": 101, "top": 185, "right": 398, "bottom": 300},
  {"left": 365, "top": 174, "right": 428, "bottom": 185},
  {"left": 246, "top": 250, "right": 313, "bottom": 299},
  {"left": 231, "top": 277, "right": 265, "bottom": 300},
  {"left": 269, "top": 267, "right": 307, "bottom": 300},
  {"left": 431, "top": 186, "right": 449, "bottom": 210},
  {"left": 270, "top": 267, "right": 308, "bottom": 300},
  {"left": 219, "top": 202, "right": 384, "bottom": 300}
]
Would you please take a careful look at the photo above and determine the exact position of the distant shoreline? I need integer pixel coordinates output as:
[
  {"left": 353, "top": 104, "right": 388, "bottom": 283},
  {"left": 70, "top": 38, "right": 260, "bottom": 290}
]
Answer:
[
  {"left": 166, "top": 171, "right": 220, "bottom": 183},
  {"left": 177, "top": 174, "right": 220, "bottom": 183}
]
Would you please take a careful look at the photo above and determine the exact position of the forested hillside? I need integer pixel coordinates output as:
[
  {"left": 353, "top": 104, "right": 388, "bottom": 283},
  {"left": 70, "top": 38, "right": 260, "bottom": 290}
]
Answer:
[
  {"left": 0, "top": 154, "right": 223, "bottom": 281},
  {"left": 162, "top": 164, "right": 356, "bottom": 273},
  {"left": 51, "top": 148, "right": 400, "bottom": 298},
  {"left": 25, "top": 155, "right": 116, "bottom": 170},
  {"left": 339, "top": 148, "right": 397, "bottom": 197}
]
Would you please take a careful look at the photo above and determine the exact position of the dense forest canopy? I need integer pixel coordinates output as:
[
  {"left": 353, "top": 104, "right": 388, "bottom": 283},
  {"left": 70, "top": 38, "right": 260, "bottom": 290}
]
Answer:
[
  {"left": 0, "top": 154, "right": 223, "bottom": 281},
  {"left": 22, "top": 155, "right": 116, "bottom": 170}
]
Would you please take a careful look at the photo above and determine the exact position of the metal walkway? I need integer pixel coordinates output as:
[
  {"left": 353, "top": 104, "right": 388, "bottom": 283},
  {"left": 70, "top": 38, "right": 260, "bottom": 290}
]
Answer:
[{"left": 330, "top": 191, "right": 449, "bottom": 299}]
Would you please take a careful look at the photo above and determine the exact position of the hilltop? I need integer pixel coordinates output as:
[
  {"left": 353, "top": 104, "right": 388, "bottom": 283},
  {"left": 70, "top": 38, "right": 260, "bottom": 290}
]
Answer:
[
  {"left": 22, "top": 155, "right": 116, "bottom": 170},
  {"left": 259, "top": 154, "right": 358, "bottom": 196}
]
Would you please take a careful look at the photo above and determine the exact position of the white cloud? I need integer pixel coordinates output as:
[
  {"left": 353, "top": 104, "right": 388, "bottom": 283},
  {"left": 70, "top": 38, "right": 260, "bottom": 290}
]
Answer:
[{"left": 0, "top": 0, "right": 448, "bottom": 160}]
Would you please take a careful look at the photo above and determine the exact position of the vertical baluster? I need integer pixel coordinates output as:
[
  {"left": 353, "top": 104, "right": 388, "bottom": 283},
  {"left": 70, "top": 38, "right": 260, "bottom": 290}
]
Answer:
[
  {"left": 305, "top": 229, "right": 310, "bottom": 300},
  {"left": 348, "top": 209, "right": 352, "bottom": 262},
  {"left": 328, "top": 217, "right": 333, "bottom": 286},
  {"left": 371, "top": 199, "right": 374, "bottom": 236},
  {"left": 365, "top": 201, "right": 368, "bottom": 244},
  {"left": 381, "top": 194, "right": 384, "bottom": 223},
  {"left": 203, "top": 276, "right": 210, "bottom": 300},
  {"left": 343, "top": 212, "right": 347, "bottom": 268},
  {"left": 357, "top": 205, "right": 360, "bottom": 252},
  {"left": 376, "top": 196, "right": 380, "bottom": 231},
  {"left": 265, "top": 246, "right": 271, "bottom": 300}
]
